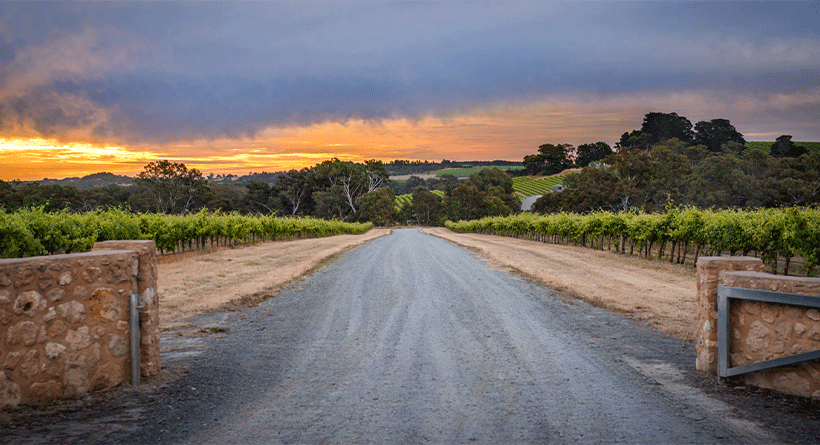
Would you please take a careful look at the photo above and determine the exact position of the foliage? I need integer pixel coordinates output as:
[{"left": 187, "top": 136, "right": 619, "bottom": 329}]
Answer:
[
  {"left": 357, "top": 187, "right": 398, "bottom": 226},
  {"left": 574, "top": 142, "right": 614, "bottom": 167},
  {"left": 693, "top": 118, "right": 745, "bottom": 152},
  {"left": 640, "top": 112, "right": 694, "bottom": 144},
  {"left": 0, "top": 208, "right": 372, "bottom": 258},
  {"left": 445, "top": 207, "right": 820, "bottom": 276},
  {"left": 770, "top": 135, "right": 808, "bottom": 158},
  {"left": 134, "top": 160, "right": 210, "bottom": 214},
  {"left": 523, "top": 143, "right": 573, "bottom": 175},
  {"left": 444, "top": 168, "right": 520, "bottom": 222},
  {"left": 411, "top": 188, "right": 444, "bottom": 226}
]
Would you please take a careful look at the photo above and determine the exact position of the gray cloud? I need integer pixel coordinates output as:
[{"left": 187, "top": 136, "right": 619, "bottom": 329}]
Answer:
[{"left": 1, "top": 1, "right": 819, "bottom": 143}]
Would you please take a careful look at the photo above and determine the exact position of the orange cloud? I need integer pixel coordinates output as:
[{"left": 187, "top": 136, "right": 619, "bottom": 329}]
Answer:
[
  {"left": 0, "top": 102, "right": 640, "bottom": 181},
  {"left": 5, "top": 88, "right": 810, "bottom": 181}
]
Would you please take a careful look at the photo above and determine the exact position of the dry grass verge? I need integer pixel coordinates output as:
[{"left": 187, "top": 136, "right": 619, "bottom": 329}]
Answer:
[{"left": 157, "top": 229, "right": 391, "bottom": 327}]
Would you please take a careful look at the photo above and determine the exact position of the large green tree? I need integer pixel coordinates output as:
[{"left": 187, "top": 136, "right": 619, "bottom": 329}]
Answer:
[
  {"left": 411, "top": 187, "right": 443, "bottom": 226},
  {"left": 274, "top": 167, "right": 315, "bottom": 215},
  {"left": 445, "top": 168, "right": 519, "bottom": 221},
  {"left": 770, "top": 153, "right": 820, "bottom": 206},
  {"left": 575, "top": 142, "right": 614, "bottom": 167},
  {"left": 134, "top": 160, "right": 209, "bottom": 214},
  {"left": 523, "top": 143, "right": 572, "bottom": 175},
  {"left": 770, "top": 135, "right": 808, "bottom": 158},
  {"left": 356, "top": 187, "right": 397, "bottom": 226},
  {"left": 693, "top": 118, "right": 745, "bottom": 152},
  {"left": 646, "top": 146, "right": 692, "bottom": 210},
  {"left": 314, "top": 158, "right": 389, "bottom": 220},
  {"left": 640, "top": 112, "right": 694, "bottom": 144}
]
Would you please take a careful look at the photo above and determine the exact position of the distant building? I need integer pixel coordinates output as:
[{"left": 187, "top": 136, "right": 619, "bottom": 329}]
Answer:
[
  {"left": 521, "top": 195, "right": 542, "bottom": 212},
  {"left": 552, "top": 184, "right": 564, "bottom": 193}
]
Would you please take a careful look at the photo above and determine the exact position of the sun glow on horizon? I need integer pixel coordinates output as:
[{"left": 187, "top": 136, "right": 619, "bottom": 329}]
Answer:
[
  {"left": 0, "top": 103, "right": 627, "bottom": 181},
  {"left": 5, "top": 92, "right": 786, "bottom": 182}
]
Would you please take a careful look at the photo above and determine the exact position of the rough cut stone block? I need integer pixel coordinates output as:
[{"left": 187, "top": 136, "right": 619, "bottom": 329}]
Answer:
[
  {"left": 88, "top": 288, "right": 122, "bottom": 321},
  {"left": 47, "top": 320, "right": 67, "bottom": 338},
  {"left": 28, "top": 380, "right": 62, "bottom": 400},
  {"left": 13, "top": 266, "right": 35, "bottom": 287},
  {"left": 13, "top": 290, "right": 46, "bottom": 317},
  {"left": 3, "top": 352, "right": 22, "bottom": 370},
  {"left": 0, "top": 372, "right": 21, "bottom": 407},
  {"left": 47, "top": 288, "right": 65, "bottom": 302},
  {"left": 65, "top": 327, "right": 91, "bottom": 351},
  {"left": 45, "top": 342, "right": 67, "bottom": 360},
  {"left": 82, "top": 267, "right": 102, "bottom": 283},
  {"left": 0, "top": 289, "right": 10, "bottom": 304},
  {"left": 7, "top": 321, "right": 38, "bottom": 346},
  {"left": 108, "top": 334, "right": 127, "bottom": 357},
  {"left": 56, "top": 301, "right": 86, "bottom": 324}
]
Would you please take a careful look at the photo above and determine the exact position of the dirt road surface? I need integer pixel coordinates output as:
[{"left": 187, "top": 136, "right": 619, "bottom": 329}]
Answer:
[
  {"left": 421, "top": 228, "right": 697, "bottom": 340},
  {"left": 4, "top": 228, "right": 820, "bottom": 444}
]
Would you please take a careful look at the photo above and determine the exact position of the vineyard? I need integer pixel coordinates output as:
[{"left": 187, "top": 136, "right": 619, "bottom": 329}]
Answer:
[
  {"left": 394, "top": 190, "right": 445, "bottom": 209},
  {"left": 512, "top": 175, "right": 567, "bottom": 198},
  {"left": 446, "top": 207, "right": 820, "bottom": 276},
  {"left": 0, "top": 208, "right": 373, "bottom": 259}
]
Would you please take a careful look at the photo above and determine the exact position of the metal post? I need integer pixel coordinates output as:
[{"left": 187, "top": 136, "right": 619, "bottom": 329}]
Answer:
[{"left": 129, "top": 293, "right": 141, "bottom": 386}]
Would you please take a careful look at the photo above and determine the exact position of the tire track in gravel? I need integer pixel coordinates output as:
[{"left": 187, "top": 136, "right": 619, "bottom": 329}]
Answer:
[{"left": 177, "top": 228, "right": 769, "bottom": 444}]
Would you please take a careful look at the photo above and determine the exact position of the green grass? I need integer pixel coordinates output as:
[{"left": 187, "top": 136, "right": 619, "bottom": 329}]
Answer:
[
  {"left": 431, "top": 166, "right": 524, "bottom": 178},
  {"left": 512, "top": 175, "right": 567, "bottom": 197},
  {"left": 744, "top": 141, "right": 820, "bottom": 155}
]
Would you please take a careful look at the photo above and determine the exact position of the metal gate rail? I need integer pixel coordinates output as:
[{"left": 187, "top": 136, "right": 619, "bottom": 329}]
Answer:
[{"left": 717, "top": 284, "right": 820, "bottom": 377}]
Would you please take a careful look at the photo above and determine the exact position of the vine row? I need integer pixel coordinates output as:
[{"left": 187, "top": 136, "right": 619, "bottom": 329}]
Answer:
[
  {"left": 446, "top": 207, "right": 820, "bottom": 276},
  {"left": 1, "top": 208, "right": 373, "bottom": 258}
]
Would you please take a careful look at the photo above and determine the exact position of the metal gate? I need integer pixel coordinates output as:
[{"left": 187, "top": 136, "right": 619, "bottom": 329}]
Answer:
[{"left": 717, "top": 284, "right": 820, "bottom": 378}]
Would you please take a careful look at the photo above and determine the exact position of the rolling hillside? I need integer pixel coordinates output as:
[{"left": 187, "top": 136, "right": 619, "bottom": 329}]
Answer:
[{"left": 512, "top": 173, "right": 569, "bottom": 198}]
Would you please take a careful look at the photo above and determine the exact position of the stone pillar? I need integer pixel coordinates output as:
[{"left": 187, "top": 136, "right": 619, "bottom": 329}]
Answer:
[
  {"left": 695, "top": 256, "right": 765, "bottom": 374},
  {"left": 92, "top": 241, "right": 160, "bottom": 377}
]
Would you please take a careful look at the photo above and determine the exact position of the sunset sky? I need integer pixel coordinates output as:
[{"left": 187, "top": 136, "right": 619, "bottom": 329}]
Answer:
[{"left": 1, "top": 1, "right": 819, "bottom": 181}]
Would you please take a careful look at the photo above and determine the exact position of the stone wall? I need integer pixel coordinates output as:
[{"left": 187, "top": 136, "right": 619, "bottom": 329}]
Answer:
[
  {"left": 0, "top": 241, "right": 159, "bottom": 406},
  {"left": 92, "top": 241, "right": 160, "bottom": 376},
  {"left": 697, "top": 256, "right": 820, "bottom": 398},
  {"left": 695, "top": 256, "right": 765, "bottom": 373}
]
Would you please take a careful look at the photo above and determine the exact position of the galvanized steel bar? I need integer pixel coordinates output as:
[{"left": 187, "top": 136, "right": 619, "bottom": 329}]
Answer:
[
  {"left": 717, "top": 285, "right": 820, "bottom": 378},
  {"left": 129, "top": 293, "right": 141, "bottom": 386}
]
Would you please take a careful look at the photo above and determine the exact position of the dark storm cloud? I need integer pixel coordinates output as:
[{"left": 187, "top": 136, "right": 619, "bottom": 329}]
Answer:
[{"left": 1, "top": 1, "right": 818, "bottom": 143}]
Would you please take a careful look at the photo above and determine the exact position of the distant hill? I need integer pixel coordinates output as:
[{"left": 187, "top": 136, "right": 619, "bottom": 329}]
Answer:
[
  {"left": 17, "top": 170, "right": 285, "bottom": 189},
  {"left": 35, "top": 172, "right": 134, "bottom": 189}
]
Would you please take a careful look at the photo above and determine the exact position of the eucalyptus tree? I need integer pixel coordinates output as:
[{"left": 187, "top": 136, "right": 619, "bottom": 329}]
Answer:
[{"left": 134, "top": 160, "right": 209, "bottom": 214}]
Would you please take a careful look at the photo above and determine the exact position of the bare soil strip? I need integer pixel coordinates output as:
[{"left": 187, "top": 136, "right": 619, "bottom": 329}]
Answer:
[
  {"left": 157, "top": 229, "right": 391, "bottom": 326},
  {"left": 421, "top": 228, "right": 697, "bottom": 340}
]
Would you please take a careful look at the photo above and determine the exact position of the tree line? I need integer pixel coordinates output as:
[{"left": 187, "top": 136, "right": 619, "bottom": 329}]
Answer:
[
  {"left": 527, "top": 112, "right": 818, "bottom": 213},
  {"left": 0, "top": 158, "right": 522, "bottom": 227},
  {"left": 2, "top": 110, "right": 815, "bottom": 227}
]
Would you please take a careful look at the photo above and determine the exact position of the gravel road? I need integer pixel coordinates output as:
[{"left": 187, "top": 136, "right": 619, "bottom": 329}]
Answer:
[
  {"left": 153, "top": 229, "right": 772, "bottom": 444},
  {"left": 5, "top": 228, "right": 820, "bottom": 444}
]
